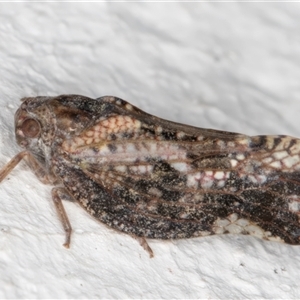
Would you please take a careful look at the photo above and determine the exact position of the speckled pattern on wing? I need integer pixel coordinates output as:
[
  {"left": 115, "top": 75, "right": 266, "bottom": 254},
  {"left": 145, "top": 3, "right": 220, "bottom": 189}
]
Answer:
[{"left": 2, "top": 94, "right": 300, "bottom": 255}]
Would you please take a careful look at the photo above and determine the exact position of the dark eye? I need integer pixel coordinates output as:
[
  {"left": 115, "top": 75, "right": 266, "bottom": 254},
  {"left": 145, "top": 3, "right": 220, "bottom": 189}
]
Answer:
[{"left": 21, "top": 118, "right": 41, "bottom": 138}]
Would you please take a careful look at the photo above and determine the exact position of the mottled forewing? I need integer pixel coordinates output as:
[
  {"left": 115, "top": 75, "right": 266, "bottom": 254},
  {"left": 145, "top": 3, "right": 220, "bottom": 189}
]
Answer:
[{"left": 57, "top": 97, "right": 300, "bottom": 244}]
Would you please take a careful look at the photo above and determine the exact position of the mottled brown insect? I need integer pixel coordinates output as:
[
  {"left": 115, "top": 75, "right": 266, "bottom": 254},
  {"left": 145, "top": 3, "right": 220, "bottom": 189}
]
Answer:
[{"left": 1, "top": 94, "right": 300, "bottom": 257}]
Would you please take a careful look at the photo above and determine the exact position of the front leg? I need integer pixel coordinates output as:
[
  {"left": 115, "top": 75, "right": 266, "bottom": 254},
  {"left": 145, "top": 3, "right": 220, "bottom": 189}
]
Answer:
[
  {"left": 24, "top": 153, "right": 59, "bottom": 184},
  {"left": 0, "top": 151, "right": 28, "bottom": 182},
  {"left": 0, "top": 151, "right": 58, "bottom": 185}
]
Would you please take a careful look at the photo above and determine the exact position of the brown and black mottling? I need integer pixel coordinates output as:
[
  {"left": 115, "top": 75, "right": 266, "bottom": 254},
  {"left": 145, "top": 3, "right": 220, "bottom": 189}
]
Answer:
[{"left": 4, "top": 94, "right": 300, "bottom": 252}]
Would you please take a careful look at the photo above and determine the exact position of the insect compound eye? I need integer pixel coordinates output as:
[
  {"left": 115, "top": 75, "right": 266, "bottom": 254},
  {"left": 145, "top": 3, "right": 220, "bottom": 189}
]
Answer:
[{"left": 20, "top": 118, "right": 41, "bottom": 138}]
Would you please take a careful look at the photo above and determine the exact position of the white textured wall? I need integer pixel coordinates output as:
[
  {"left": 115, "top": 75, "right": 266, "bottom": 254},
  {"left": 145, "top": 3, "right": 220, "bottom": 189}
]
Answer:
[{"left": 1, "top": 3, "right": 300, "bottom": 299}]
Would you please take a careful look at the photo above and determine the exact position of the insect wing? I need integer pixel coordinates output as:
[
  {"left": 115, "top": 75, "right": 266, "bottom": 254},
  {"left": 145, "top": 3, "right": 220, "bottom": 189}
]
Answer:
[{"left": 53, "top": 97, "right": 300, "bottom": 244}]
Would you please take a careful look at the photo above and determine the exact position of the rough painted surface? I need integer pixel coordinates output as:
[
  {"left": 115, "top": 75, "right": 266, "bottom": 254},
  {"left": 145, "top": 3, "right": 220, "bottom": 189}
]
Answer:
[{"left": 1, "top": 3, "right": 300, "bottom": 299}]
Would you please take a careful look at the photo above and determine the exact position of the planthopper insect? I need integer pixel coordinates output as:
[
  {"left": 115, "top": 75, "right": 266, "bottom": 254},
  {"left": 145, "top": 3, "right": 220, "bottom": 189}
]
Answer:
[{"left": 1, "top": 94, "right": 300, "bottom": 257}]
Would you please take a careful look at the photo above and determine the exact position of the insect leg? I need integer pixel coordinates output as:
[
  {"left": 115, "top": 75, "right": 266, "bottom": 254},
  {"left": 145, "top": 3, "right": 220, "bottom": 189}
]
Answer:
[
  {"left": 51, "top": 187, "right": 73, "bottom": 248},
  {"left": 0, "top": 151, "right": 28, "bottom": 182},
  {"left": 134, "top": 236, "right": 154, "bottom": 258},
  {"left": 24, "top": 153, "right": 58, "bottom": 184}
]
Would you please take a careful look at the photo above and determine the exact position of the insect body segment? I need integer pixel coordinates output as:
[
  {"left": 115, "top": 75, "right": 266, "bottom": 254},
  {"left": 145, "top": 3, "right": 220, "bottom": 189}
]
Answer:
[{"left": 1, "top": 94, "right": 300, "bottom": 256}]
